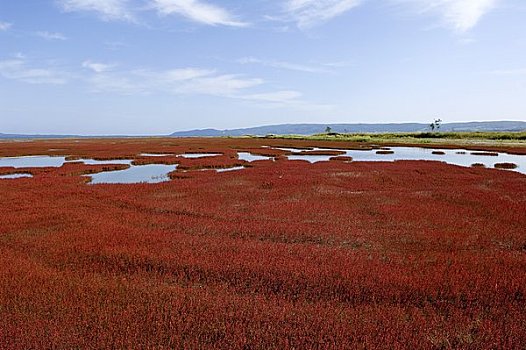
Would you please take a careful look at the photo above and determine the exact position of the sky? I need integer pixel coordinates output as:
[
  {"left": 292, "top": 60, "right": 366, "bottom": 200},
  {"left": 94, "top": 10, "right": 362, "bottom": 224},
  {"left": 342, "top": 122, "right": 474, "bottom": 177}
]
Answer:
[{"left": 0, "top": 0, "right": 525, "bottom": 135}]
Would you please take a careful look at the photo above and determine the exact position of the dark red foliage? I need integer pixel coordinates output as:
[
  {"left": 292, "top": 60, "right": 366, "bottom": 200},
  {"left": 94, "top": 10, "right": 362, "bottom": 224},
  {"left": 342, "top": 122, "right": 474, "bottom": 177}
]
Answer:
[
  {"left": 470, "top": 152, "right": 499, "bottom": 156},
  {"left": 494, "top": 162, "right": 518, "bottom": 169},
  {"left": 290, "top": 150, "right": 345, "bottom": 156},
  {"left": 0, "top": 138, "right": 525, "bottom": 349},
  {"left": 330, "top": 156, "right": 354, "bottom": 161}
]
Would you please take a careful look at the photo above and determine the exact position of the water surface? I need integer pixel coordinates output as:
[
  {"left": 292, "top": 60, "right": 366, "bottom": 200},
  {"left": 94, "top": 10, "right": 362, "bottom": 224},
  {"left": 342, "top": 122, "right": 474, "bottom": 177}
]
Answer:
[
  {"left": 237, "top": 152, "right": 273, "bottom": 162},
  {"left": 216, "top": 166, "right": 246, "bottom": 172},
  {"left": 180, "top": 153, "right": 221, "bottom": 158},
  {"left": 0, "top": 173, "right": 33, "bottom": 179},
  {"left": 0, "top": 156, "right": 66, "bottom": 168},
  {"left": 76, "top": 159, "right": 132, "bottom": 165},
  {"left": 140, "top": 153, "right": 174, "bottom": 157},
  {"left": 88, "top": 164, "right": 177, "bottom": 184},
  {"left": 284, "top": 147, "right": 526, "bottom": 174}
]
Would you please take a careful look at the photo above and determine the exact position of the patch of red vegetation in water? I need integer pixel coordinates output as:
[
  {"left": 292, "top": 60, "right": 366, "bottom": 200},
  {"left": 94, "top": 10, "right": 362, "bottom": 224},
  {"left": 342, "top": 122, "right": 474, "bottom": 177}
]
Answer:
[
  {"left": 494, "top": 162, "right": 518, "bottom": 169},
  {"left": 290, "top": 150, "right": 346, "bottom": 156},
  {"left": 0, "top": 138, "right": 525, "bottom": 349},
  {"left": 330, "top": 155, "right": 353, "bottom": 161},
  {"left": 0, "top": 162, "right": 130, "bottom": 180},
  {"left": 471, "top": 151, "right": 499, "bottom": 156}
]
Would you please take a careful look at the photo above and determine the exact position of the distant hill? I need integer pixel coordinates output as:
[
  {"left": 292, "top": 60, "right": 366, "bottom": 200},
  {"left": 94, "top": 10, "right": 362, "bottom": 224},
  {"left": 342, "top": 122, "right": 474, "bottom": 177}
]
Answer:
[
  {"left": 3, "top": 121, "right": 525, "bottom": 139},
  {"left": 170, "top": 121, "right": 526, "bottom": 137}
]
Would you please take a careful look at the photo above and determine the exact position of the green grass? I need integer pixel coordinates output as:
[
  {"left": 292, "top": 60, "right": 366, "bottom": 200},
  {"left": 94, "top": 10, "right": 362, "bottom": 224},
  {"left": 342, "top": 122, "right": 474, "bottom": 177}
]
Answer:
[{"left": 261, "top": 131, "right": 526, "bottom": 144}]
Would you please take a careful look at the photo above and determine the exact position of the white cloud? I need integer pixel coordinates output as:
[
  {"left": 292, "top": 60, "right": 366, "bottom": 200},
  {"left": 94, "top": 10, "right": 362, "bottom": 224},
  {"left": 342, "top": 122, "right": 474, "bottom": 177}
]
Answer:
[
  {"left": 57, "top": 0, "right": 134, "bottom": 21},
  {"left": 284, "top": 0, "right": 362, "bottom": 28},
  {"left": 244, "top": 92, "right": 334, "bottom": 111},
  {"left": 175, "top": 74, "right": 263, "bottom": 95},
  {"left": 243, "top": 90, "right": 303, "bottom": 103},
  {"left": 393, "top": 0, "right": 499, "bottom": 32},
  {"left": 88, "top": 73, "right": 144, "bottom": 94},
  {"left": 322, "top": 61, "right": 352, "bottom": 68},
  {"left": 86, "top": 67, "right": 263, "bottom": 96},
  {"left": 0, "top": 53, "right": 326, "bottom": 109},
  {"left": 152, "top": 0, "right": 248, "bottom": 27},
  {"left": 279, "top": 0, "right": 497, "bottom": 31},
  {"left": 82, "top": 60, "right": 116, "bottom": 73},
  {"left": 84, "top": 66, "right": 330, "bottom": 110},
  {"left": 36, "top": 31, "right": 68, "bottom": 40},
  {"left": 0, "top": 59, "right": 70, "bottom": 85},
  {"left": 237, "top": 57, "right": 331, "bottom": 73},
  {"left": 159, "top": 68, "right": 215, "bottom": 81},
  {"left": 0, "top": 21, "right": 12, "bottom": 31}
]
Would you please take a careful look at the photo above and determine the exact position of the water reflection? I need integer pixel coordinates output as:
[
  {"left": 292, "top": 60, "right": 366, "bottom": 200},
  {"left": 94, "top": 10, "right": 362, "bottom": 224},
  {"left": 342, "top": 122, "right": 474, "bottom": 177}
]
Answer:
[
  {"left": 237, "top": 152, "right": 272, "bottom": 162},
  {"left": 284, "top": 147, "right": 526, "bottom": 174},
  {"left": 0, "top": 173, "right": 33, "bottom": 179},
  {"left": 140, "top": 153, "right": 174, "bottom": 157},
  {"left": 216, "top": 166, "right": 245, "bottom": 172},
  {"left": 88, "top": 164, "right": 177, "bottom": 184},
  {"left": 77, "top": 159, "right": 132, "bottom": 165},
  {"left": 180, "top": 153, "right": 221, "bottom": 158},
  {"left": 0, "top": 156, "right": 66, "bottom": 168}
]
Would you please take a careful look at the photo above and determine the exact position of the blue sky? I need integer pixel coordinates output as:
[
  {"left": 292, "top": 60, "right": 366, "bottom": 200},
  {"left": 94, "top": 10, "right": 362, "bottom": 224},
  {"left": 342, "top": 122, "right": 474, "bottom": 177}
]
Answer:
[{"left": 0, "top": 0, "right": 525, "bottom": 135}]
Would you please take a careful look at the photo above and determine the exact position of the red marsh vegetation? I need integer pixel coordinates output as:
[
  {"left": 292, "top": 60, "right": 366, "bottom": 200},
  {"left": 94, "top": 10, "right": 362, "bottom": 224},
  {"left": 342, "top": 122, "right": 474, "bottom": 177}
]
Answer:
[{"left": 0, "top": 138, "right": 525, "bottom": 349}]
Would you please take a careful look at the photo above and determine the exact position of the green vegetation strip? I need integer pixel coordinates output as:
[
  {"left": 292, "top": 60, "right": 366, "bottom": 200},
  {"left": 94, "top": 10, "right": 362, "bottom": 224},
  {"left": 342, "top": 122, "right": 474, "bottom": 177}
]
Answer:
[{"left": 262, "top": 131, "right": 526, "bottom": 144}]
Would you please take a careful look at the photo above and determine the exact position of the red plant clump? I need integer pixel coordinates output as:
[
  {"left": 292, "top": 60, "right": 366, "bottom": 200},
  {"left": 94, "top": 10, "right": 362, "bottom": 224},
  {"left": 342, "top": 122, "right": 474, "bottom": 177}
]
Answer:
[
  {"left": 290, "top": 150, "right": 346, "bottom": 156},
  {"left": 494, "top": 162, "right": 518, "bottom": 169},
  {"left": 329, "top": 156, "right": 353, "bottom": 162},
  {"left": 0, "top": 138, "right": 525, "bottom": 349}
]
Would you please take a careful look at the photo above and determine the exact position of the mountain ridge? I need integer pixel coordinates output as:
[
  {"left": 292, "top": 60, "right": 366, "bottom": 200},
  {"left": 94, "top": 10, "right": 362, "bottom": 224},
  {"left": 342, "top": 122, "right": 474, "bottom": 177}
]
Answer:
[
  {"left": 170, "top": 121, "right": 526, "bottom": 137},
  {"left": 2, "top": 121, "right": 525, "bottom": 139}
]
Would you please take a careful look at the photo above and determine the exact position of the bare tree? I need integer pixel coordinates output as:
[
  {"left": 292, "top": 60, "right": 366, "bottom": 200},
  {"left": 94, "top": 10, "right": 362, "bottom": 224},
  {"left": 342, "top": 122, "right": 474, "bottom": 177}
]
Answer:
[{"left": 430, "top": 119, "right": 442, "bottom": 131}]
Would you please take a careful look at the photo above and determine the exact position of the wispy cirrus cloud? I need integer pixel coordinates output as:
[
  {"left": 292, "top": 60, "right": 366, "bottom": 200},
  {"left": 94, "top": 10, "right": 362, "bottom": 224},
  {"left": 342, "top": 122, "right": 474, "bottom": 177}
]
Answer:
[
  {"left": 284, "top": 0, "right": 362, "bottom": 29},
  {"left": 237, "top": 57, "right": 332, "bottom": 73},
  {"left": 0, "top": 21, "right": 12, "bottom": 31},
  {"left": 35, "top": 31, "right": 68, "bottom": 40},
  {"left": 53, "top": 0, "right": 498, "bottom": 33},
  {"left": 86, "top": 66, "right": 262, "bottom": 96},
  {"left": 279, "top": 0, "right": 497, "bottom": 32},
  {"left": 242, "top": 90, "right": 334, "bottom": 111},
  {"left": 174, "top": 74, "right": 262, "bottom": 95},
  {"left": 242, "top": 90, "right": 302, "bottom": 103},
  {"left": 82, "top": 60, "right": 116, "bottom": 73},
  {"left": 57, "top": 0, "right": 134, "bottom": 21},
  {"left": 84, "top": 64, "right": 326, "bottom": 110},
  {"left": 0, "top": 52, "right": 327, "bottom": 110},
  {"left": 392, "top": 0, "right": 499, "bottom": 32},
  {"left": 0, "top": 59, "right": 71, "bottom": 85},
  {"left": 0, "top": 56, "right": 272, "bottom": 100},
  {"left": 152, "top": 0, "right": 248, "bottom": 27}
]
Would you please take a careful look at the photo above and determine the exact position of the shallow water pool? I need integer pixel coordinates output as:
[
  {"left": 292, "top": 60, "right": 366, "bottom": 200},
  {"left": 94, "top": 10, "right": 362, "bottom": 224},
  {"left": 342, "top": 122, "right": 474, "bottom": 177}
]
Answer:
[
  {"left": 285, "top": 147, "right": 526, "bottom": 174},
  {"left": 237, "top": 152, "right": 273, "bottom": 162},
  {"left": 0, "top": 156, "right": 67, "bottom": 168},
  {"left": 0, "top": 173, "right": 33, "bottom": 179},
  {"left": 180, "top": 153, "right": 221, "bottom": 158},
  {"left": 88, "top": 164, "right": 177, "bottom": 184}
]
